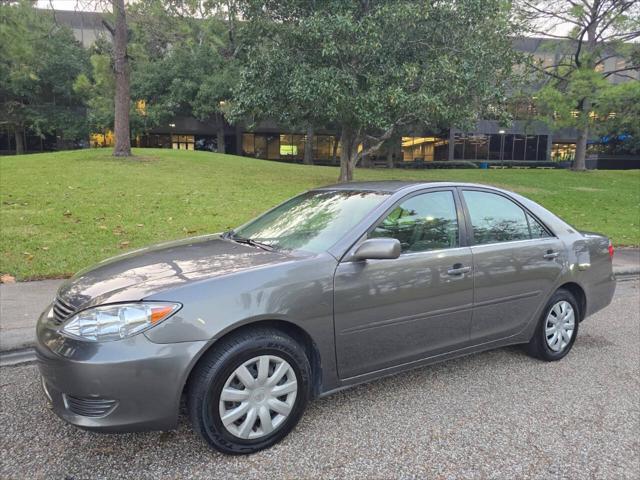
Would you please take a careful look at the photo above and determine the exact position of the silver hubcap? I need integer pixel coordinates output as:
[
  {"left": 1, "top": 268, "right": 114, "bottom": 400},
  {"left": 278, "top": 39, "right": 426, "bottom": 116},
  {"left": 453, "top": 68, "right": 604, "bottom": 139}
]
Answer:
[
  {"left": 218, "top": 355, "right": 297, "bottom": 440},
  {"left": 545, "top": 300, "right": 575, "bottom": 352}
]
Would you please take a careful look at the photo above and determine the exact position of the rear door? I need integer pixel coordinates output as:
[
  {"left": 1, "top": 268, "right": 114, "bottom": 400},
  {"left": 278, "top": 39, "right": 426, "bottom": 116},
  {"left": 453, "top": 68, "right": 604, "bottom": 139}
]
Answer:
[
  {"left": 459, "top": 188, "right": 564, "bottom": 344},
  {"left": 333, "top": 189, "right": 474, "bottom": 379}
]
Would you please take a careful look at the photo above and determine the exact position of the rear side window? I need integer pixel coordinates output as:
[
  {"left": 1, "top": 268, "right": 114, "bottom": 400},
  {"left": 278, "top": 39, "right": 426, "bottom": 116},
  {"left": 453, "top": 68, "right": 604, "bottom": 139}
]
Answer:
[
  {"left": 462, "top": 190, "right": 534, "bottom": 244},
  {"left": 369, "top": 190, "right": 459, "bottom": 252}
]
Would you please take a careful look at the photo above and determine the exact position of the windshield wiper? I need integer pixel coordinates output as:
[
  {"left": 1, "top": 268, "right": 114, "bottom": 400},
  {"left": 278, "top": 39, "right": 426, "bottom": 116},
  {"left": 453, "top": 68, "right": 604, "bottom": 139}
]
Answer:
[{"left": 225, "top": 231, "right": 275, "bottom": 252}]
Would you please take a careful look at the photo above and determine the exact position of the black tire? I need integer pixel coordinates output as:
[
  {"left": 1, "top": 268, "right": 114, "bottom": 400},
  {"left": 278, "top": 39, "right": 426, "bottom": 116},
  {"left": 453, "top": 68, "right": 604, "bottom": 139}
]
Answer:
[
  {"left": 525, "top": 288, "right": 580, "bottom": 361},
  {"left": 187, "top": 327, "right": 311, "bottom": 454}
]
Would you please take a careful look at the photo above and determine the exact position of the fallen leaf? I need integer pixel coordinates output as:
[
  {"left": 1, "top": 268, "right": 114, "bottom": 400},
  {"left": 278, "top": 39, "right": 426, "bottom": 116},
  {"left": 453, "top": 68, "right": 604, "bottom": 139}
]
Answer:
[
  {"left": 119, "top": 241, "right": 130, "bottom": 248},
  {"left": 41, "top": 246, "right": 49, "bottom": 251},
  {"left": 22, "top": 252, "right": 34, "bottom": 261},
  {"left": 136, "top": 224, "right": 144, "bottom": 228},
  {"left": 98, "top": 225, "right": 107, "bottom": 230},
  {"left": 0, "top": 274, "right": 16, "bottom": 284},
  {"left": 183, "top": 227, "right": 197, "bottom": 234},
  {"left": 63, "top": 210, "right": 72, "bottom": 217}
]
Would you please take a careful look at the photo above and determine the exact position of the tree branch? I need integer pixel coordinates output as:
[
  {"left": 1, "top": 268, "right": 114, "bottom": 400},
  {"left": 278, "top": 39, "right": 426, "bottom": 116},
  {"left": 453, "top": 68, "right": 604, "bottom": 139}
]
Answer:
[
  {"left": 102, "top": 19, "right": 115, "bottom": 37},
  {"left": 603, "top": 65, "right": 640, "bottom": 77}
]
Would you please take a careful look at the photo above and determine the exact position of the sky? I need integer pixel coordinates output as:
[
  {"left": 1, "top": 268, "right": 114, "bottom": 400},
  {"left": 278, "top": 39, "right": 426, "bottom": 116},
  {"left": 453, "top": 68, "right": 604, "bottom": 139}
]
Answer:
[{"left": 36, "top": 0, "right": 107, "bottom": 11}]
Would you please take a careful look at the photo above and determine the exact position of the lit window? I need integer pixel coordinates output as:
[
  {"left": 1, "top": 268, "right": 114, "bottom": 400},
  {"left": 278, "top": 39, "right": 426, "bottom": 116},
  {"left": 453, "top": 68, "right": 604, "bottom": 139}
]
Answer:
[{"left": 136, "top": 100, "right": 146, "bottom": 116}]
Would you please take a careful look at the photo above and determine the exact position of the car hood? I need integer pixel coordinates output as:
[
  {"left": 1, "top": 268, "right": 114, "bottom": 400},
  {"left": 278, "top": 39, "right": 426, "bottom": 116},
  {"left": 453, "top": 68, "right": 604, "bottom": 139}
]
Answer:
[{"left": 57, "top": 234, "right": 303, "bottom": 309}]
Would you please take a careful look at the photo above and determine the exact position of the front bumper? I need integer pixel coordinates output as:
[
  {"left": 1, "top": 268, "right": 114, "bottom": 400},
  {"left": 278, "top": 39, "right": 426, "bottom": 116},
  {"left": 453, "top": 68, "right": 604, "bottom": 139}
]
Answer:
[{"left": 36, "top": 308, "right": 207, "bottom": 432}]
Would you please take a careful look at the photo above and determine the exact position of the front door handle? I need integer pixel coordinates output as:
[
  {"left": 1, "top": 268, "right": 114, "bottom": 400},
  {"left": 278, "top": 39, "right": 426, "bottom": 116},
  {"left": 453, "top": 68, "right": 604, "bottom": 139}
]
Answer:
[
  {"left": 543, "top": 250, "right": 559, "bottom": 260},
  {"left": 447, "top": 264, "right": 471, "bottom": 276}
]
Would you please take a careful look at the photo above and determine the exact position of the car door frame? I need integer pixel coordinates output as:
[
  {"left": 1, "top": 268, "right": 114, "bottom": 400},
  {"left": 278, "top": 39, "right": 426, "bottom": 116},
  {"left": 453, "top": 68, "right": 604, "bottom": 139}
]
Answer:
[
  {"left": 332, "top": 186, "right": 477, "bottom": 379},
  {"left": 454, "top": 186, "right": 556, "bottom": 247},
  {"left": 455, "top": 186, "right": 565, "bottom": 344}
]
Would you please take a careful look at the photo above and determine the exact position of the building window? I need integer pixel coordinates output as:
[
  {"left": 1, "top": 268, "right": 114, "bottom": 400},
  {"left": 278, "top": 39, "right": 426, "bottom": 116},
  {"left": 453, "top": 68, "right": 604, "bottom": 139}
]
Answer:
[
  {"left": 266, "top": 134, "right": 279, "bottom": 159},
  {"left": 454, "top": 133, "right": 547, "bottom": 161},
  {"left": 513, "top": 135, "right": 525, "bottom": 160},
  {"left": 242, "top": 133, "right": 255, "bottom": 156},
  {"left": 537, "top": 135, "right": 548, "bottom": 160},
  {"left": 551, "top": 143, "right": 576, "bottom": 162},
  {"left": 171, "top": 134, "right": 194, "bottom": 150},
  {"left": 488, "top": 134, "right": 501, "bottom": 160},
  {"left": 401, "top": 136, "right": 447, "bottom": 162},
  {"left": 90, "top": 131, "right": 114, "bottom": 148},
  {"left": 525, "top": 135, "right": 538, "bottom": 160},
  {"left": 453, "top": 134, "right": 465, "bottom": 159},
  {"left": 315, "top": 135, "right": 329, "bottom": 160},
  {"left": 279, "top": 134, "right": 305, "bottom": 160}
]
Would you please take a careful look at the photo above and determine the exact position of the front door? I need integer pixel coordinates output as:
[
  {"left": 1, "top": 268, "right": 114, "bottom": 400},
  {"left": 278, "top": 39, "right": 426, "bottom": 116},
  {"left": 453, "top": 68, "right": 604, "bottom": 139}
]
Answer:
[
  {"left": 460, "top": 189, "right": 564, "bottom": 343},
  {"left": 334, "top": 190, "right": 474, "bottom": 379}
]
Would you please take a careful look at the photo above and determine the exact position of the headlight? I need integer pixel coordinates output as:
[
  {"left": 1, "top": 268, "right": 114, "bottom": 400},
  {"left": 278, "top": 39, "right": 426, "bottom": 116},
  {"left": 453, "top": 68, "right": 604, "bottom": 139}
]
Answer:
[{"left": 61, "top": 302, "right": 181, "bottom": 342}]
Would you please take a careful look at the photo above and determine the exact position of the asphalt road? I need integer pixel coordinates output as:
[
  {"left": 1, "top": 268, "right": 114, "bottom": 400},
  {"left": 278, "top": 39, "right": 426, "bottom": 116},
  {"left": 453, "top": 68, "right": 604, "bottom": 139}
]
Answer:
[{"left": 1, "top": 279, "right": 638, "bottom": 479}]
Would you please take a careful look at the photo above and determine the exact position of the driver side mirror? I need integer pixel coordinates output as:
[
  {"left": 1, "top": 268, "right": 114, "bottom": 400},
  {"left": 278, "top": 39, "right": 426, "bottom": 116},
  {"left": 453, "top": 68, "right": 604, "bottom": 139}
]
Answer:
[{"left": 352, "top": 238, "right": 401, "bottom": 261}]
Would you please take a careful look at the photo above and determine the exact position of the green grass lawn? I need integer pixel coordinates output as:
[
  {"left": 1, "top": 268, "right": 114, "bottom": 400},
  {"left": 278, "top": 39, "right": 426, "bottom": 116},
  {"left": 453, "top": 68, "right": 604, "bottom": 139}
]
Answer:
[{"left": 2, "top": 148, "right": 639, "bottom": 280}]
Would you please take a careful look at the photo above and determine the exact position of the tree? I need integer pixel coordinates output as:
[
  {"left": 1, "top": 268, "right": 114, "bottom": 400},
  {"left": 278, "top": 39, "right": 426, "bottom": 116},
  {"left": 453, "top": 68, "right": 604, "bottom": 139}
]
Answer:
[
  {"left": 111, "top": 0, "right": 132, "bottom": 156},
  {"left": 0, "top": 1, "right": 89, "bottom": 154},
  {"left": 232, "top": 0, "right": 519, "bottom": 181},
  {"left": 129, "top": 0, "right": 238, "bottom": 153},
  {"left": 78, "top": 0, "right": 134, "bottom": 156},
  {"left": 516, "top": 0, "right": 640, "bottom": 170}
]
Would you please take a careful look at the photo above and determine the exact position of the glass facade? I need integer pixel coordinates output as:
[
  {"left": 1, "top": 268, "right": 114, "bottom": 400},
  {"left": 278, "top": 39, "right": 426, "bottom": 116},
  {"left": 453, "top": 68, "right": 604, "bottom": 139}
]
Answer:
[
  {"left": 401, "top": 137, "right": 448, "bottom": 162},
  {"left": 453, "top": 134, "right": 548, "bottom": 161},
  {"left": 242, "top": 132, "right": 340, "bottom": 162}
]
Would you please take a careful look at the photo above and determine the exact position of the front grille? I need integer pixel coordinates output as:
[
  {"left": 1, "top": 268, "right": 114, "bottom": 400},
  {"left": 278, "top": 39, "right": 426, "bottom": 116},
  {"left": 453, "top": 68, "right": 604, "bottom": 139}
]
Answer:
[
  {"left": 52, "top": 297, "right": 76, "bottom": 325},
  {"left": 64, "top": 394, "right": 118, "bottom": 417}
]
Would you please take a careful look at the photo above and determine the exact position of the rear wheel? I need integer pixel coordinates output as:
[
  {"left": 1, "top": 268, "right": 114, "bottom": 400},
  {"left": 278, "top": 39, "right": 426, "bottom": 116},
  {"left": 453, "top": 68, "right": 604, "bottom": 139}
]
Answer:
[
  {"left": 188, "top": 328, "right": 311, "bottom": 454},
  {"left": 525, "top": 289, "right": 579, "bottom": 361}
]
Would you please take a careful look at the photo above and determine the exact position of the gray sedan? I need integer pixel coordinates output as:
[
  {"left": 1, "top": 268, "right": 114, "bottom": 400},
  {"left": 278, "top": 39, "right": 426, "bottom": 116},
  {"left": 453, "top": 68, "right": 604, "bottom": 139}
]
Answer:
[{"left": 36, "top": 181, "right": 616, "bottom": 454}]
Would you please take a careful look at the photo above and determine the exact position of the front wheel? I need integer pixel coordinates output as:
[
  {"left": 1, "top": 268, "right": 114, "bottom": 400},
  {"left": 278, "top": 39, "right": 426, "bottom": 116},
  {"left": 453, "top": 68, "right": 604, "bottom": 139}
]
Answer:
[
  {"left": 525, "top": 288, "right": 579, "bottom": 361},
  {"left": 187, "top": 328, "right": 311, "bottom": 454}
]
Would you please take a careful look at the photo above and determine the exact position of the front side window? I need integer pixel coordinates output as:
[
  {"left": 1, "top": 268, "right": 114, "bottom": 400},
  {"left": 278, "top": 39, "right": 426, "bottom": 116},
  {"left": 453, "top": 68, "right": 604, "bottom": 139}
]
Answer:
[
  {"left": 369, "top": 191, "right": 459, "bottom": 253},
  {"left": 527, "top": 212, "right": 550, "bottom": 239},
  {"left": 463, "top": 190, "right": 533, "bottom": 244},
  {"left": 234, "top": 190, "right": 389, "bottom": 253}
]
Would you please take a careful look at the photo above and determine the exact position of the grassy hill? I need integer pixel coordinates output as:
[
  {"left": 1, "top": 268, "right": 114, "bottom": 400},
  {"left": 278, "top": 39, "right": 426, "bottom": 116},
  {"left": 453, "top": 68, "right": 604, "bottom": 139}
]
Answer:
[{"left": 1, "top": 148, "right": 638, "bottom": 280}]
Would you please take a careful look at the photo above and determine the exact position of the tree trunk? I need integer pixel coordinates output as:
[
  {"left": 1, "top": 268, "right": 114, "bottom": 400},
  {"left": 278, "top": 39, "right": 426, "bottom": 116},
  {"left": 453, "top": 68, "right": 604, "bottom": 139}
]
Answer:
[
  {"left": 574, "top": 126, "right": 588, "bottom": 171},
  {"left": 112, "top": 0, "right": 131, "bottom": 157},
  {"left": 14, "top": 126, "right": 24, "bottom": 155},
  {"left": 331, "top": 137, "right": 339, "bottom": 165},
  {"left": 304, "top": 125, "right": 314, "bottom": 165},
  {"left": 338, "top": 127, "right": 355, "bottom": 182},
  {"left": 386, "top": 146, "right": 394, "bottom": 168},
  {"left": 216, "top": 124, "right": 226, "bottom": 154}
]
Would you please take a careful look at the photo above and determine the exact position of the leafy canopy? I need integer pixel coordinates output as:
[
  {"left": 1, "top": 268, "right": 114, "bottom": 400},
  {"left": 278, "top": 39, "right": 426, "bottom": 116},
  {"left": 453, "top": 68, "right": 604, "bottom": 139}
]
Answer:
[
  {"left": 231, "top": 0, "right": 519, "bottom": 138},
  {"left": 0, "top": 1, "right": 89, "bottom": 142}
]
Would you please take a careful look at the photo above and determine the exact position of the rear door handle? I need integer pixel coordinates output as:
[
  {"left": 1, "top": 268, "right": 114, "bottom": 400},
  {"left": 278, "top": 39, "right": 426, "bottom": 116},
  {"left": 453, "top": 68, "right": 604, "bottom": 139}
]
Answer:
[
  {"left": 543, "top": 250, "right": 559, "bottom": 259},
  {"left": 447, "top": 265, "right": 471, "bottom": 275}
]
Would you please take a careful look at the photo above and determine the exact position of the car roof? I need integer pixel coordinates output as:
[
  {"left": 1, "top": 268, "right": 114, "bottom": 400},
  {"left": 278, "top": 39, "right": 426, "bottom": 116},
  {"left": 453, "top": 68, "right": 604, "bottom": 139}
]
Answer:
[{"left": 315, "top": 180, "right": 501, "bottom": 193}]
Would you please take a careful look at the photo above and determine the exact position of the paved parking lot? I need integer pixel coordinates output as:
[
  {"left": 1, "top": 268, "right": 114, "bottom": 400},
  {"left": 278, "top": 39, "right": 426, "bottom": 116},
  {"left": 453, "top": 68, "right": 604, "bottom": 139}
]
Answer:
[{"left": 1, "top": 279, "right": 638, "bottom": 479}]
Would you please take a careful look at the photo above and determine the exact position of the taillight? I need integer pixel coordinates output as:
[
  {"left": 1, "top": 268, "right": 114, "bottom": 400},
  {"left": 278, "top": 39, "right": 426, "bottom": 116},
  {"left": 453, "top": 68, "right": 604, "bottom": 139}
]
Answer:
[{"left": 608, "top": 242, "right": 614, "bottom": 259}]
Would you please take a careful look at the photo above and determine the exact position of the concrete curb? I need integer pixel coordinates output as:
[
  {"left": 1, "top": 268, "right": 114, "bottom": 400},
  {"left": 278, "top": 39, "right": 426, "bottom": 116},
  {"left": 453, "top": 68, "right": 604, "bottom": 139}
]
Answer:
[
  {"left": 0, "top": 348, "right": 36, "bottom": 367},
  {"left": 613, "top": 268, "right": 640, "bottom": 277}
]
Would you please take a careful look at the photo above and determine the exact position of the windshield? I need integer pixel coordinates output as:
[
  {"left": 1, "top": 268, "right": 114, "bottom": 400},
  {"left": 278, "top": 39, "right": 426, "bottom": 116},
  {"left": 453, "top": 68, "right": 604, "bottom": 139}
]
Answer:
[{"left": 233, "top": 190, "right": 389, "bottom": 253}]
